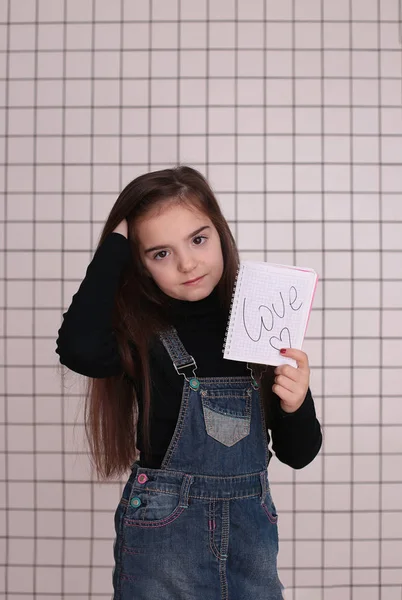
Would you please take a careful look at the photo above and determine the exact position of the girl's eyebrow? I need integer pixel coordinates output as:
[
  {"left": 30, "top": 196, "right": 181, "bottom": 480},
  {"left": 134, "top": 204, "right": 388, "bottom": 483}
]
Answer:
[{"left": 144, "top": 225, "right": 211, "bottom": 254}]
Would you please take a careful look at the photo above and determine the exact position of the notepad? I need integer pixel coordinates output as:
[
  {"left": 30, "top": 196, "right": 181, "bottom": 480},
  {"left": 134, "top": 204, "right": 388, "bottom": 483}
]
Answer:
[{"left": 223, "top": 261, "right": 318, "bottom": 368}]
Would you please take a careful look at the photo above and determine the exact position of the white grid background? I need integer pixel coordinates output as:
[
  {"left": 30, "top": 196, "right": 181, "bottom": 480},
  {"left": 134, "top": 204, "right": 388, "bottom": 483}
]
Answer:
[{"left": 1, "top": 0, "right": 402, "bottom": 598}]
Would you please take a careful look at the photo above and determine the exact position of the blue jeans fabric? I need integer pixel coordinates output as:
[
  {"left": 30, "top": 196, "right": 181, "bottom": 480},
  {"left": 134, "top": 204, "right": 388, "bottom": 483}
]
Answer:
[{"left": 112, "top": 329, "right": 284, "bottom": 599}]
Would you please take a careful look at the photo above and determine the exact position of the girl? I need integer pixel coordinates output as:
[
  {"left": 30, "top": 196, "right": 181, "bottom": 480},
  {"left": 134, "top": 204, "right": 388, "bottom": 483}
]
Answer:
[{"left": 56, "top": 166, "right": 322, "bottom": 600}]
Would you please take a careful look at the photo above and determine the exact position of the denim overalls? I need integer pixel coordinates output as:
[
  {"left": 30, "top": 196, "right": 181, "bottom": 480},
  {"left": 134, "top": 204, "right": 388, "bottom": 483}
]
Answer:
[{"left": 113, "top": 327, "right": 285, "bottom": 599}]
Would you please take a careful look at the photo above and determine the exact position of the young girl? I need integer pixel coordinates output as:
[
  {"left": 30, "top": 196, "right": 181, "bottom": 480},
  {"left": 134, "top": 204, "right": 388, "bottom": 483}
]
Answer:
[{"left": 56, "top": 166, "right": 322, "bottom": 600}]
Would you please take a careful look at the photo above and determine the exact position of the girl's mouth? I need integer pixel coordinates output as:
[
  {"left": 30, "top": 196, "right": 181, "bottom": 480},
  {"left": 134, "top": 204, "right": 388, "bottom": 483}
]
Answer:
[{"left": 183, "top": 275, "right": 205, "bottom": 285}]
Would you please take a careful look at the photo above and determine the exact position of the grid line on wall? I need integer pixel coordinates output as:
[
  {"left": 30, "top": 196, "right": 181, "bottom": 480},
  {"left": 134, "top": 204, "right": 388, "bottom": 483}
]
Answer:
[{"left": 3, "top": 0, "right": 11, "bottom": 594}]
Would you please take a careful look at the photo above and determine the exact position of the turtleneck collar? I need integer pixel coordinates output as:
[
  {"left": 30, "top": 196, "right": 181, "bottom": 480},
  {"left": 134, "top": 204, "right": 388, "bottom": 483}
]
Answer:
[{"left": 164, "top": 285, "right": 224, "bottom": 321}]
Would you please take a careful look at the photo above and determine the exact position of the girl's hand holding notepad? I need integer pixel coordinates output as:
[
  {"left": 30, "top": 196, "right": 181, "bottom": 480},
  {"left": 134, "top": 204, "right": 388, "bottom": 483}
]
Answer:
[{"left": 272, "top": 348, "right": 310, "bottom": 414}]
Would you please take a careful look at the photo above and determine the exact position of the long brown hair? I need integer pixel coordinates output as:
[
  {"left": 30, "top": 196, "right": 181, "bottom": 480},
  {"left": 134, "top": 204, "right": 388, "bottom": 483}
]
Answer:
[{"left": 84, "top": 165, "right": 273, "bottom": 479}]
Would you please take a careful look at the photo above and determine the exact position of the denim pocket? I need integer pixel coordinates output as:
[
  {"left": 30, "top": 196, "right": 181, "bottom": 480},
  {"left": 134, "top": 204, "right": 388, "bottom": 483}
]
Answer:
[
  {"left": 122, "top": 489, "right": 185, "bottom": 529},
  {"left": 200, "top": 387, "right": 252, "bottom": 447},
  {"left": 261, "top": 488, "right": 279, "bottom": 525}
]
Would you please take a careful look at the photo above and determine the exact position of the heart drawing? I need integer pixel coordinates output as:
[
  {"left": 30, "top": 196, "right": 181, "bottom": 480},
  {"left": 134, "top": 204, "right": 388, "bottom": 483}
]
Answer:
[{"left": 269, "top": 327, "right": 292, "bottom": 351}]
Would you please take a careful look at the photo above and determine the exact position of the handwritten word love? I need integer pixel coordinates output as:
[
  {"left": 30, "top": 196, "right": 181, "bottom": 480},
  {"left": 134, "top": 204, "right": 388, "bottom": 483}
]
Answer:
[{"left": 242, "top": 286, "right": 302, "bottom": 351}]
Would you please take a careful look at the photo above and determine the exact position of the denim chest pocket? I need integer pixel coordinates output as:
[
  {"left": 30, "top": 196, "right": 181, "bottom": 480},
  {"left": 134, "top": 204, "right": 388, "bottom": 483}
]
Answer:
[{"left": 200, "top": 388, "right": 252, "bottom": 447}]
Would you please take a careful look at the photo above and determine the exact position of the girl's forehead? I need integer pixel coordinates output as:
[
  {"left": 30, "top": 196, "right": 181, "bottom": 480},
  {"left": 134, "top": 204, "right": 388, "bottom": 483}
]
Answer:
[
  {"left": 138, "top": 201, "right": 210, "bottom": 230},
  {"left": 135, "top": 201, "right": 213, "bottom": 245},
  {"left": 151, "top": 198, "right": 204, "bottom": 218}
]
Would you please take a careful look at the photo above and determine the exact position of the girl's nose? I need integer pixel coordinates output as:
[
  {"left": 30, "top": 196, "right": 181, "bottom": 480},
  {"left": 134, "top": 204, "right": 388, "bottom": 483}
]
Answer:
[{"left": 177, "top": 254, "right": 197, "bottom": 273}]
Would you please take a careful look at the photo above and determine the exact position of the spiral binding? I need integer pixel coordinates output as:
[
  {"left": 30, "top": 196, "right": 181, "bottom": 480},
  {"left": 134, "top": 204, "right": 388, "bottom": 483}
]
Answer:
[{"left": 222, "top": 262, "right": 243, "bottom": 356}]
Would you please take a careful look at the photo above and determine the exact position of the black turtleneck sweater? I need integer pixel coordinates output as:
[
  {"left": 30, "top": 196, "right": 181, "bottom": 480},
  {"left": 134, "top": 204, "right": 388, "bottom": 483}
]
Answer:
[{"left": 55, "top": 232, "right": 322, "bottom": 470}]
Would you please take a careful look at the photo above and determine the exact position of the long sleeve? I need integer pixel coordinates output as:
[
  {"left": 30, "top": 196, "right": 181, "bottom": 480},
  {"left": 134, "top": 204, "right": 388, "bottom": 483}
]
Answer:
[
  {"left": 55, "top": 232, "right": 132, "bottom": 378},
  {"left": 270, "top": 388, "right": 322, "bottom": 469}
]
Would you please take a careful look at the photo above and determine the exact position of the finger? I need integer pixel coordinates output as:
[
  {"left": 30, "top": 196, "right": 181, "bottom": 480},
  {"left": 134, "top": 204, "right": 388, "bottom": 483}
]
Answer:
[
  {"left": 272, "top": 384, "right": 293, "bottom": 404},
  {"left": 280, "top": 348, "right": 309, "bottom": 371},
  {"left": 275, "top": 364, "right": 300, "bottom": 383},
  {"left": 275, "top": 375, "right": 298, "bottom": 394}
]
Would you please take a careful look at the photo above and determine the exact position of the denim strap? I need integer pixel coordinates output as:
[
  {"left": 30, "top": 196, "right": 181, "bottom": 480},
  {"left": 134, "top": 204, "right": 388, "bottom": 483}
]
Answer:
[{"left": 159, "top": 326, "right": 198, "bottom": 381}]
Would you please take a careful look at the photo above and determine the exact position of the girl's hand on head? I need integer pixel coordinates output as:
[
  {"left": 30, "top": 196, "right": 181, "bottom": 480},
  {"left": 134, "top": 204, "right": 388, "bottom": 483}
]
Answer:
[
  {"left": 113, "top": 219, "right": 128, "bottom": 239},
  {"left": 272, "top": 349, "right": 310, "bottom": 414}
]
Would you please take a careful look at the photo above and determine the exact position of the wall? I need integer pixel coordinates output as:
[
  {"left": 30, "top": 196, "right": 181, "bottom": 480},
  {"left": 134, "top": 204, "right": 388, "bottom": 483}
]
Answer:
[{"left": 1, "top": 1, "right": 402, "bottom": 598}]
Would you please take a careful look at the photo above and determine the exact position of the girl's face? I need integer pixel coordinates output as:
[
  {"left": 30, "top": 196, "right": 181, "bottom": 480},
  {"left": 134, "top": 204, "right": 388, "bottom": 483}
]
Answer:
[{"left": 136, "top": 201, "right": 224, "bottom": 301}]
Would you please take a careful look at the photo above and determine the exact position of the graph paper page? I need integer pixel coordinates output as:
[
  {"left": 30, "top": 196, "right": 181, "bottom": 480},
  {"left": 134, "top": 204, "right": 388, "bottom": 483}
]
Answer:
[{"left": 223, "top": 261, "right": 317, "bottom": 367}]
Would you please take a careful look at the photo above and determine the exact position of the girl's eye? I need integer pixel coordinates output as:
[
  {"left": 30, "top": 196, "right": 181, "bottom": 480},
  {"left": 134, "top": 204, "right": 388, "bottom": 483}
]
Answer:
[
  {"left": 154, "top": 250, "right": 169, "bottom": 260},
  {"left": 153, "top": 236, "right": 207, "bottom": 259},
  {"left": 193, "top": 235, "right": 207, "bottom": 245}
]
